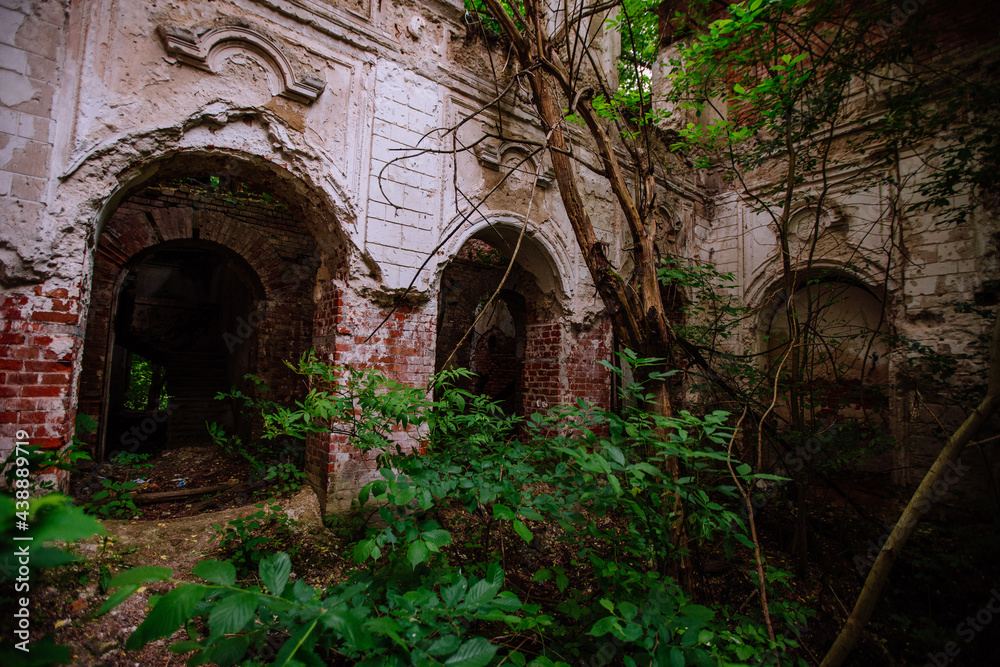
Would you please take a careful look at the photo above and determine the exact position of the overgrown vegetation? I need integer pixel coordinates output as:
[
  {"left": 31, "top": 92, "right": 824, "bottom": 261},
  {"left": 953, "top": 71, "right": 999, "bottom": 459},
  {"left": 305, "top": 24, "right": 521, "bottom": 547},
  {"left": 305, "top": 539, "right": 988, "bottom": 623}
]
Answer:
[
  {"left": 100, "top": 354, "right": 808, "bottom": 665},
  {"left": 86, "top": 452, "right": 154, "bottom": 519},
  {"left": 209, "top": 377, "right": 310, "bottom": 498}
]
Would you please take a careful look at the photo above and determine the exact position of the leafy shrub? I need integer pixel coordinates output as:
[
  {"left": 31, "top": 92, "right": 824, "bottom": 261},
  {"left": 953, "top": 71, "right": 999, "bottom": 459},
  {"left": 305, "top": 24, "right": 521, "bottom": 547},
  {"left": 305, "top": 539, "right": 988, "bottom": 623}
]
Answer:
[
  {"left": 103, "top": 352, "right": 807, "bottom": 665},
  {"left": 208, "top": 377, "right": 310, "bottom": 497},
  {"left": 0, "top": 442, "right": 105, "bottom": 665},
  {"left": 86, "top": 452, "right": 154, "bottom": 519},
  {"left": 102, "top": 555, "right": 537, "bottom": 667},
  {"left": 211, "top": 502, "right": 300, "bottom": 578}
]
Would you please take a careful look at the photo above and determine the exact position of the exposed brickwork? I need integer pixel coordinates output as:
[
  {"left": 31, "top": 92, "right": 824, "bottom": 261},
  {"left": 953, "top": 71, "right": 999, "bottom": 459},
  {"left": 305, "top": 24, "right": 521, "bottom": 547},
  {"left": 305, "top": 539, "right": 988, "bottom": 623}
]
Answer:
[
  {"left": 522, "top": 323, "right": 563, "bottom": 413},
  {"left": 76, "top": 183, "right": 319, "bottom": 458},
  {"left": 0, "top": 0, "right": 625, "bottom": 514},
  {"left": 312, "top": 288, "right": 438, "bottom": 512},
  {"left": 564, "top": 321, "right": 613, "bottom": 409},
  {"left": 1, "top": 282, "right": 83, "bottom": 486}
]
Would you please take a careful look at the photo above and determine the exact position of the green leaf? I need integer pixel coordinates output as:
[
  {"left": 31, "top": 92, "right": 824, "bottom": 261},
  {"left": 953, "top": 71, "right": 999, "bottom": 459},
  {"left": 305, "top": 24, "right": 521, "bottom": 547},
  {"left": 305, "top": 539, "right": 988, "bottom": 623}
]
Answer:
[
  {"left": 107, "top": 566, "right": 173, "bottom": 589},
  {"left": 292, "top": 579, "right": 316, "bottom": 604},
  {"left": 492, "top": 504, "right": 516, "bottom": 520},
  {"left": 604, "top": 445, "right": 625, "bottom": 466},
  {"left": 98, "top": 583, "right": 139, "bottom": 615},
  {"left": 444, "top": 637, "right": 498, "bottom": 667},
  {"left": 428, "top": 634, "right": 462, "bottom": 656},
  {"left": 512, "top": 519, "right": 533, "bottom": 543},
  {"left": 353, "top": 539, "right": 375, "bottom": 563},
  {"left": 272, "top": 618, "right": 318, "bottom": 666},
  {"left": 320, "top": 609, "right": 370, "bottom": 650},
  {"left": 736, "top": 463, "right": 752, "bottom": 476},
  {"left": 206, "top": 636, "right": 249, "bottom": 667},
  {"left": 422, "top": 528, "right": 452, "bottom": 550},
  {"left": 167, "top": 640, "right": 204, "bottom": 654},
  {"left": 492, "top": 592, "right": 522, "bottom": 611},
  {"left": 208, "top": 592, "right": 257, "bottom": 635},
  {"left": 127, "top": 584, "right": 207, "bottom": 650},
  {"left": 590, "top": 616, "right": 618, "bottom": 637},
  {"left": 517, "top": 506, "right": 544, "bottom": 521},
  {"left": 669, "top": 647, "right": 685, "bottom": 667},
  {"left": 260, "top": 552, "right": 291, "bottom": 596},
  {"left": 465, "top": 579, "right": 500, "bottom": 608},
  {"left": 442, "top": 577, "right": 468, "bottom": 607},
  {"left": 192, "top": 560, "right": 236, "bottom": 587},
  {"left": 29, "top": 496, "right": 105, "bottom": 543},
  {"left": 407, "top": 540, "right": 430, "bottom": 569}
]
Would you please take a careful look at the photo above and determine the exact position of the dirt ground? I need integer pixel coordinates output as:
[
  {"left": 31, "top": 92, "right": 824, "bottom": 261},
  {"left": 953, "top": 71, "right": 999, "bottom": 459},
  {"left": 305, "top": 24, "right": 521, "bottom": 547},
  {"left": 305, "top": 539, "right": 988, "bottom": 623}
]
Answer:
[
  {"left": 34, "top": 486, "right": 345, "bottom": 667},
  {"left": 72, "top": 445, "right": 256, "bottom": 520}
]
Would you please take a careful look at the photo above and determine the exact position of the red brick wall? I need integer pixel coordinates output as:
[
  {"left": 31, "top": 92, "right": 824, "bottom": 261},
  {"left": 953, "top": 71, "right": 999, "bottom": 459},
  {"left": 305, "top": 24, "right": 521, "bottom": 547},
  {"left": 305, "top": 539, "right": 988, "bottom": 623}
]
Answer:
[
  {"left": 310, "top": 288, "right": 437, "bottom": 511},
  {"left": 564, "top": 321, "right": 613, "bottom": 409},
  {"left": 1, "top": 283, "right": 85, "bottom": 486},
  {"left": 2, "top": 181, "right": 613, "bottom": 509},
  {"left": 522, "top": 322, "right": 563, "bottom": 413}
]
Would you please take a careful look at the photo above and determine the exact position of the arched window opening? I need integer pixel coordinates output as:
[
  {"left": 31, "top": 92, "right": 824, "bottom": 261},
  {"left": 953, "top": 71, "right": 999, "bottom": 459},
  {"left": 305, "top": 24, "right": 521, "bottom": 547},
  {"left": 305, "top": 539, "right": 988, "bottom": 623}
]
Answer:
[{"left": 763, "top": 276, "right": 893, "bottom": 476}]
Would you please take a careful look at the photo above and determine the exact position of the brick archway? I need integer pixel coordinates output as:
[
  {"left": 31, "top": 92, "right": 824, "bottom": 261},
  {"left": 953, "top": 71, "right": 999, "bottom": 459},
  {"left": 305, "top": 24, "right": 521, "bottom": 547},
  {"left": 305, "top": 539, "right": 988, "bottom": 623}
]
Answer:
[
  {"left": 435, "top": 235, "right": 612, "bottom": 417},
  {"left": 79, "top": 179, "right": 322, "bottom": 461}
]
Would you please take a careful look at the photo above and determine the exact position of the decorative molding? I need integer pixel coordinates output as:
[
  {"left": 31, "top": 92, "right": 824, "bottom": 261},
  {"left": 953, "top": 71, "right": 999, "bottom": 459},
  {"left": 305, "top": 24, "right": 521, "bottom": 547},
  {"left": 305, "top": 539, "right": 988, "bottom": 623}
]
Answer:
[
  {"left": 475, "top": 138, "right": 555, "bottom": 189},
  {"left": 159, "top": 23, "right": 326, "bottom": 104}
]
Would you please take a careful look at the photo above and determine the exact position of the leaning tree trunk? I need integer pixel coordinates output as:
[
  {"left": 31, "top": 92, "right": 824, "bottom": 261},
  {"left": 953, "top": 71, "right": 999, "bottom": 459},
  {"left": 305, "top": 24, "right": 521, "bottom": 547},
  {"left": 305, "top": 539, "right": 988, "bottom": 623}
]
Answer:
[
  {"left": 821, "top": 311, "right": 1000, "bottom": 666},
  {"left": 479, "top": 0, "right": 693, "bottom": 587}
]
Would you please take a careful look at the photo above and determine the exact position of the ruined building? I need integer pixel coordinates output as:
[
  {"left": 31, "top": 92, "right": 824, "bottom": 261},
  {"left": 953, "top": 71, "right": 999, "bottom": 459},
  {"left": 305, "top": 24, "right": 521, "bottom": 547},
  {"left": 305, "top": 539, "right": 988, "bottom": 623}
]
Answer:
[{"left": 1, "top": 0, "right": 998, "bottom": 513}]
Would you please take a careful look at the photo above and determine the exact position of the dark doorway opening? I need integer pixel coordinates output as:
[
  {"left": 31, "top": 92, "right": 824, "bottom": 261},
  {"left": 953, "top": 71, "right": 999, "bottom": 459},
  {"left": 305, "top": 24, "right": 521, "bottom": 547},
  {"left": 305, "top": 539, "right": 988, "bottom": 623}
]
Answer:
[
  {"left": 104, "top": 241, "right": 264, "bottom": 459},
  {"left": 436, "top": 239, "right": 541, "bottom": 417}
]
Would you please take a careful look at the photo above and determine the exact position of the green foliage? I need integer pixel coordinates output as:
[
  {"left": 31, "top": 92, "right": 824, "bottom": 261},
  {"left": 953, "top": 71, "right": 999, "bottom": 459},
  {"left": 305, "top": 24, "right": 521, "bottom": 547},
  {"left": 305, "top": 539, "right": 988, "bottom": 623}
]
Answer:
[
  {"left": 104, "top": 355, "right": 804, "bottom": 665},
  {"left": 101, "top": 554, "right": 538, "bottom": 666},
  {"left": 609, "top": 0, "right": 661, "bottom": 111},
  {"left": 211, "top": 503, "right": 301, "bottom": 579},
  {"left": 123, "top": 353, "right": 169, "bottom": 411},
  {"left": 86, "top": 452, "right": 154, "bottom": 519},
  {"left": 667, "top": 0, "right": 998, "bottom": 224},
  {"left": 2, "top": 420, "right": 93, "bottom": 492},
  {"left": 0, "top": 444, "right": 105, "bottom": 665}
]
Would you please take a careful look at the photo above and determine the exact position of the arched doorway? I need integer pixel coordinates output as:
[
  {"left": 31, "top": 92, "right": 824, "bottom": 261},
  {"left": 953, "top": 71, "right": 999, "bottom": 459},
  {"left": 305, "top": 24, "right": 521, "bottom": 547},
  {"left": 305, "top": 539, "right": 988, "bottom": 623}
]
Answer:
[
  {"left": 761, "top": 275, "right": 892, "bottom": 473},
  {"left": 436, "top": 234, "right": 564, "bottom": 417},
  {"left": 103, "top": 241, "right": 264, "bottom": 457},
  {"left": 79, "top": 172, "right": 323, "bottom": 465}
]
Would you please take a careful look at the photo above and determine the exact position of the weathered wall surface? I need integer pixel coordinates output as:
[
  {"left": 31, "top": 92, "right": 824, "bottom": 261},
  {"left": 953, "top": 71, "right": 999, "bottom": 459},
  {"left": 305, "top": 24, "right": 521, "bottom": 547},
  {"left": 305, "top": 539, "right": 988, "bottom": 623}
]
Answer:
[
  {"left": 0, "top": 0, "right": 620, "bottom": 510},
  {"left": 659, "top": 5, "right": 1000, "bottom": 503}
]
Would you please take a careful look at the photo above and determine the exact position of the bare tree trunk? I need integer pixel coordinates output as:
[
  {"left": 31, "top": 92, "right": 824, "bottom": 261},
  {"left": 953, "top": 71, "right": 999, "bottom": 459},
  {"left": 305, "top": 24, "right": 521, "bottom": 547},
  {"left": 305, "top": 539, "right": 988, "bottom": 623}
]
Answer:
[{"left": 821, "top": 311, "right": 1000, "bottom": 666}]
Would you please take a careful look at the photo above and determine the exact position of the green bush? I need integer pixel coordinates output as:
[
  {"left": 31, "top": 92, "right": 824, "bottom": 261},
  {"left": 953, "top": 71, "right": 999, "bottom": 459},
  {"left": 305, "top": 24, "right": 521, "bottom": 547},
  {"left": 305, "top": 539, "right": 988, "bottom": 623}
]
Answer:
[
  {"left": 86, "top": 452, "right": 154, "bottom": 519},
  {"left": 102, "top": 352, "right": 807, "bottom": 666},
  {"left": 1, "top": 440, "right": 105, "bottom": 665},
  {"left": 211, "top": 502, "right": 300, "bottom": 579}
]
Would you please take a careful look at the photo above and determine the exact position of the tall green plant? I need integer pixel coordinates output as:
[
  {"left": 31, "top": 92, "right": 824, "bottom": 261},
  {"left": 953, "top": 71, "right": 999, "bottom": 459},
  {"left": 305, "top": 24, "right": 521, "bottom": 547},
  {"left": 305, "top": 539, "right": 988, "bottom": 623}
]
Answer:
[{"left": 103, "top": 355, "right": 808, "bottom": 665}]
